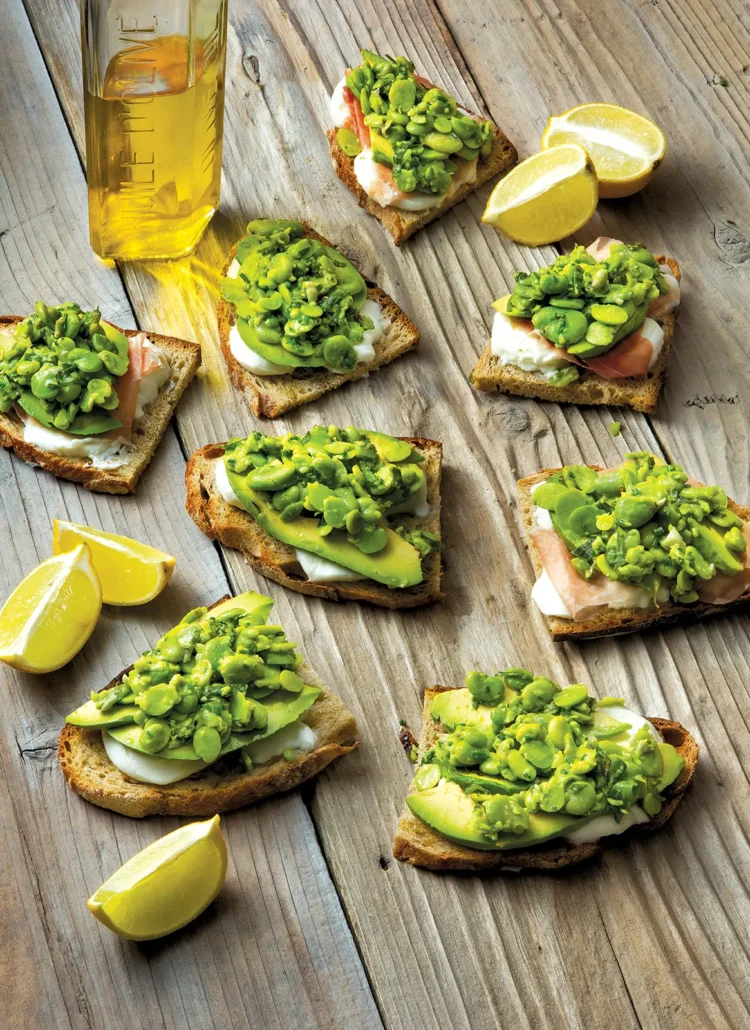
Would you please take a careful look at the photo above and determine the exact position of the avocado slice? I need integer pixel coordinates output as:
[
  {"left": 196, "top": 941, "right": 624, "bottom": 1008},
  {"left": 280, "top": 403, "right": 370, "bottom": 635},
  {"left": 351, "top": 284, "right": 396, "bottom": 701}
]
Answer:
[
  {"left": 656, "top": 742, "right": 685, "bottom": 793},
  {"left": 361, "top": 430, "right": 413, "bottom": 464},
  {"left": 691, "top": 522, "right": 745, "bottom": 576},
  {"left": 407, "top": 780, "right": 589, "bottom": 850},
  {"left": 227, "top": 468, "right": 423, "bottom": 589},
  {"left": 106, "top": 683, "right": 321, "bottom": 761},
  {"left": 370, "top": 131, "right": 394, "bottom": 166},
  {"left": 429, "top": 688, "right": 496, "bottom": 736},
  {"left": 66, "top": 700, "right": 141, "bottom": 729},
  {"left": 436, "top": 760, "right": 525, "bottom": 795}
]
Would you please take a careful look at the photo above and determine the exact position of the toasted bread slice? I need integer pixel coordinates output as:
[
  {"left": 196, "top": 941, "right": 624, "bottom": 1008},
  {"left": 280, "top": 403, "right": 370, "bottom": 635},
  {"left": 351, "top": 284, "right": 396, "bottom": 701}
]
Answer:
[
  {"left": 519, "top": 466, "right": 750, "bottom": 641},
  {"left": 471, "top": 257, "right": 680, "bottom": 413},
  {"left": 185, "top": 439, "right": 443, "bottom": 609},
  {"left": 327, "top": 125, "right": 517, "bottom": 246},
  {"left": 0, "top": 316, "right": 201, "bottom": 494},
  {"left": 393, "top": 684, "right": 698, "bottom": 872},
  {"left": 217, "top": 224, "right": 420, "bottom": 418},
  {"left": 58, "top": 659, "right": 358, "bottom": 818}
]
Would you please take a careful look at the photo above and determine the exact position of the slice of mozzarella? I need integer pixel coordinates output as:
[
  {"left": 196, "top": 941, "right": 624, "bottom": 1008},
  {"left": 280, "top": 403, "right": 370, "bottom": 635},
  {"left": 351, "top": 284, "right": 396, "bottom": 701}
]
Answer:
[
  {"left": 243, "top": 720, "right": 317, "bottom": 766},
  {"left": 102, "top": 730, "right": 209, "bottom": 785},
  {"left": 295, "top": 550, "right": 367, "bottom": 583}
]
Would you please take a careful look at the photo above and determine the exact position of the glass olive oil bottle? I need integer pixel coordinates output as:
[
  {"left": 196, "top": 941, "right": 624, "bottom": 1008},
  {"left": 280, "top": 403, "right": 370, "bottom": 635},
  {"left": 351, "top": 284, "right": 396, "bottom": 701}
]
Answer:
[{"left": 81, "top": 1, "right": 228, "bottom": 260}]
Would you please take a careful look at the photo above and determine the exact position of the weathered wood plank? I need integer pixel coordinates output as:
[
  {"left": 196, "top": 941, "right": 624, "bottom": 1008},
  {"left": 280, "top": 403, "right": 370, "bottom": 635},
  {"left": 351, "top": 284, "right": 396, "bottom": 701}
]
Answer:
[
  {"left": 17, "top": 0, "right": 750, "bottom": 1027},
  {"left": 0, "top": 5, "right": 382, "bottom": 1029}
]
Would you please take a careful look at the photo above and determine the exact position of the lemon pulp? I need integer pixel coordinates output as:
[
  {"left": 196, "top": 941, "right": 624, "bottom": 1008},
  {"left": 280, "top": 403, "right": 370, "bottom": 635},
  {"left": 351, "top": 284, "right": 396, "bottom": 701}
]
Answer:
[
  {"left": 0, "top": 544, "right": 102, "bottom": 673},
  {"left": 53, "top": 519, "right": 175, "bottom": 606}
]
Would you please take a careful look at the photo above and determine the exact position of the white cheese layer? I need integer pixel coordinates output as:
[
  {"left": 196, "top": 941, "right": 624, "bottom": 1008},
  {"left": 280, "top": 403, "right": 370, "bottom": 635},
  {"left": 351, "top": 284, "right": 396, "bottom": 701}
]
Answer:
[
  {"left": 531, "top": 569, "right": 572, "bottom": 618},
  {"left": 227, "top": 257, "right": 240, "bottom": 279},
  {"left": 242, "top": 720, "right": 317, "bottom": 765},
  {"left": 491, "top": 310, "right": 571, "bottom": 375},
  {"left": 102, "top": 720, "right": 317, "bottom": 785},
  {"left": 227, "top": 301, "right": 385, "bottom": 377},
  {"left": 21, "top": 420, "right": 136, "bottom": 470},
  {"left": 134, "top": 341, "right": 171, "bottom": 418},
  {"left": 102, "top": 730, "right": 209, "bottom": 784},
  {"left": 564, "top": 804, "right": 650, "bottom": 845},
  {"left": 19, "top": 333, "right": 170, "bottom": 470},
  {"left": 330, "top": 77, "right": 352, "bottom": 129},
  {"left": 641, "top": 317, "right": 665, "bottom": 370},
  {"left": 294, "top": 550, "right": 367, "bottom": 583},
  {"left": 592, "top": 704, "right": 661, "bottom": 745},
  {"left": 215, "top": 458, "right": 242, "bottom": 506}
]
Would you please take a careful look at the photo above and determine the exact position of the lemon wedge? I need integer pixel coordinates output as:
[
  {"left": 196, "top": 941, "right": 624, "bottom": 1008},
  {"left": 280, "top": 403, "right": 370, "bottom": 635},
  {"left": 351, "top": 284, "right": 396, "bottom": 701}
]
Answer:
[
  {"left": 52, "top": 519, "right": 175, "bottom": 606},
  {"left": 87, "top": 815, "right": 228, "bottom": 941},
  {"left": 541, "top": 103, "right": 666, "bottom": 199},
  {"left": 0, "top": 544, "right": 102, "bottom": 673},
  {"left": 482, "top": 143, "right": 598, "bottom": 246}
]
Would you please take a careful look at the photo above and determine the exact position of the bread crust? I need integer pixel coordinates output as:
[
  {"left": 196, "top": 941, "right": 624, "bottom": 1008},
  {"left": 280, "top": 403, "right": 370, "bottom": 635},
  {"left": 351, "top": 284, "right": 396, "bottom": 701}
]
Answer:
[
  {"left": 392, "top": 684, "right": 699, "bottom": 872},
  {"left": 58, "top": 658, "right": 358, "bottom": 818},
  {"left": 518, "top": 466, "right": 750, "bottom": 640},
  {"left": 217, "top": 224, "right": 420, "bottom": 418},
  {"left": 185, "top": 439, "right": 444, "bottom": 609},
  {"left": 471, "top": 257, "right": 680, "bottom": 413},
  {"left": 0, "top": 315, "right": 201, "bottom": 493},
  {"left": 327, "top": 125, "right": 517, "bottom": 245}
]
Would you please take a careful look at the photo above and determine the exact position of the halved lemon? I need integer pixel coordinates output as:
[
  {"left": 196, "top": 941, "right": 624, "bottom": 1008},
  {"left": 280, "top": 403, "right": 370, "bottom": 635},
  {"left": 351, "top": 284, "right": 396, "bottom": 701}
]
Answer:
[
  {"left": 52, "top": 519, "right": 175, "bottom": 606},
  {"left": 0, "top": 544, "right": 102, "bottom": 673},
  {"left": 541, "top": 103, "right": 666, "bottom": 199},
  {"left": 87, "top": 815, "right": 228, "bottom": 941},
  {"left": 482, "top": 143, "right": 598, "bottom": 246}
]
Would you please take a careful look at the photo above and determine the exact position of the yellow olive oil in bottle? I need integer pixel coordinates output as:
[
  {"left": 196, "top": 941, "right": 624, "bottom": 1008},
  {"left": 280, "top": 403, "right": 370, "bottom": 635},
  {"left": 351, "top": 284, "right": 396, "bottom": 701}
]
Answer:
[{"left": 81, "top": 1, "right": 228, "bottom": 260}]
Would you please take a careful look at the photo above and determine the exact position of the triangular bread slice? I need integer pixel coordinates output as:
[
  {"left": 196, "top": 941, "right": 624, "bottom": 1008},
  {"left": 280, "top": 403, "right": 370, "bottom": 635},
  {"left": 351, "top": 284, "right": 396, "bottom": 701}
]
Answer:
[
  {"left": 393, "top": 684, "right": 698, "bottom": 872},
  {"left": 0, "top": 316, "right": 201, "bottom": 494},
  {"left": 519, "top": 466, "right": 750, "bottom": 641},
  {"left": 58, "top": 653, "right": 358, "bottom": 818},
  {"left": 185, "top": 439, "right": 443, "bottom": 609},
  {"left": 471, "top": 257, "right": 680, "bottom": 413},
  {"left": 327, "top": 125, "right": 517, "bottom": 246},
  {"left": 217, "top": 224, "right": 420, "bottom": 418}
]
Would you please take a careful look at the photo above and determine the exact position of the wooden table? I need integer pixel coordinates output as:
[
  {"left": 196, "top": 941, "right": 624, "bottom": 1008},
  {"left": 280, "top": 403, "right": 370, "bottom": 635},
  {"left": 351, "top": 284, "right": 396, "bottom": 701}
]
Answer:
[{"left": 2, "top": 1, "right": 750, "bottom": 1027}]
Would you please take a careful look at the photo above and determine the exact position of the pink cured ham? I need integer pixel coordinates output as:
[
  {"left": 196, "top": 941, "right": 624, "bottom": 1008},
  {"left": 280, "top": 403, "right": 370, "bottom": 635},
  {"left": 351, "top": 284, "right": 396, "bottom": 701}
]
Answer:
[
  {"left": 586, "top": 237, "right": 622, "bottom": 261},
  {"left": 343, "top": 84, "right": 370, "bottom": 149},
  {"left": 582, "top": 325, "right": 656, "bottom": 379},
  {"left": 108, "top": 332, "right": 149, "bottom": 441},
  {"left": 531, "top": 527, "right": 651, "bottom": 621}
]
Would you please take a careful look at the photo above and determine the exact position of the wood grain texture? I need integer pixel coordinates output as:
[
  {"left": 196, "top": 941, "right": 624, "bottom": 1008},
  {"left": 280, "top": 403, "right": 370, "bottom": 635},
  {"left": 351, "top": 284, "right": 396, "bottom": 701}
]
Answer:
[
  {"left": 10, "top": 0, "right": 750, "bottom": 1027},
  {"left": 0, "top": 4, "right": 382, "bottom": 1029}
]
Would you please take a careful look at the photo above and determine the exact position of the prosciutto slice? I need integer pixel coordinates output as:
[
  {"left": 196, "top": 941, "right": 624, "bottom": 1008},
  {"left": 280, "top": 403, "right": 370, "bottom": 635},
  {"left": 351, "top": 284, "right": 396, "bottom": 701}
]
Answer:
[
  {"left": 531, "top": 527, "right": 651, "bottom": 622},
  {"left": 107, "top": 332, "right": 150, "bottom": 441},
  {"left": 343, "top": 84, "right": 371, "bottom": 149}
]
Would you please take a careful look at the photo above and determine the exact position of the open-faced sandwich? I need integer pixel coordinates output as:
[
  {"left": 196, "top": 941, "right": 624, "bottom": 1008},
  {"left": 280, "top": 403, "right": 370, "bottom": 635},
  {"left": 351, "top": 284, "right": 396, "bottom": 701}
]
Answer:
[
  {"left": 218, "top": 219, "right": 419, "bottom": 417},
  {"left": 393, "top": 668, "right": 697, "bottom": 872},
  {"left": 58, "top": 592, "right": 358, "bottom": 816},
  {"left": 0, "top": 302, "right": 200, "bottom": 493},
  {"left": 186, "top": 425, "right": 442, "bottom": 609},
  {"left": 519, "top": 452, "right": 750, "bottom": 640},
  {"left": 328, "top": 49, "right": 517, "bottom": 245},
  {"left": 471, "top": 238, "right": 680, "bottom": 412}
]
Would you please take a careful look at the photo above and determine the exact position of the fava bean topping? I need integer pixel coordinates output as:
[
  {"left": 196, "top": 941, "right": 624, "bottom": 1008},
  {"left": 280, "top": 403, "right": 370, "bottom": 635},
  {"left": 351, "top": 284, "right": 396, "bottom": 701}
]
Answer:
[
  {"left": 345, "top": 49, "right": 493, "bottom": 195},
  {"left": 535, "top": 452, "right": 747, "bottom": 603},
  {"left": 501, "top": 243, "right": 668, "bottom": 358},
  {"left": 416, "top": 669, "right": 681, "bottom": 841},
  {"left": 0, "top": 301, "right": 129, "bottom": 434},
  {"left": 90, "top": 604, "right": 307, "bottom": 761},
  {"left": 225, "top": 425, "right": 439, "bottom": 558},
  {"left": 221, "top": 220, "right": 374, "bottom": 373}
]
